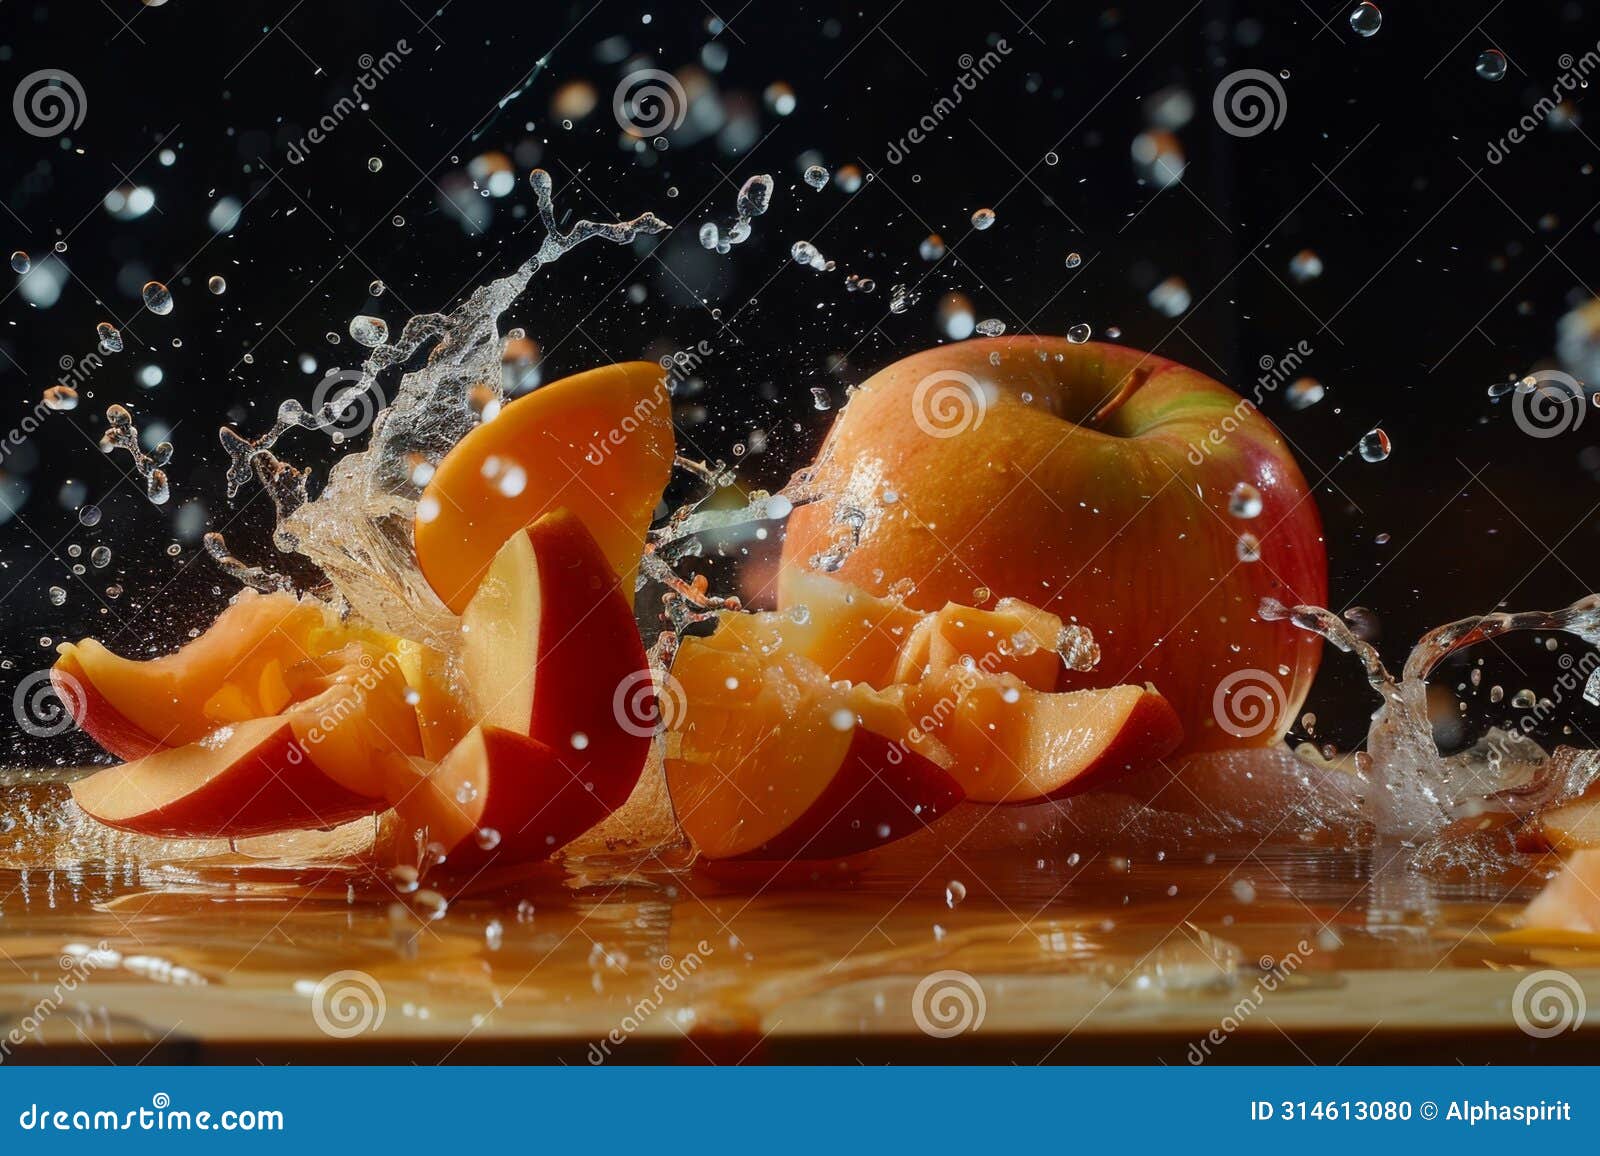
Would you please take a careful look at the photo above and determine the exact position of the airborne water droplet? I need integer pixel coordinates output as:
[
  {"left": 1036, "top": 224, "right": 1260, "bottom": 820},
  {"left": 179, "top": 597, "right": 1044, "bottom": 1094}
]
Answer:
[
  {"left": 790, "top": 240, "right": 820, "bottom": 265},
  {"left": 1066, "top": 322, "right": 1092, "bottom": 343},
  {"left": 348, "top": 315, "right": 389, "bottom": 348},
  {"left": 142, "top": 280, "right": 173, "bottom": 315},
  {"left": 96, "top": 322, "right": 123, "bottom": 353},
  {"left": 1288, "top": 249, "right": 1323, "bottom": 283},
  {"left": 1285, "top": 377, "right": 1325, "bottom": 410},
  {"left": 207, "top": 275, "right": 227, "bottom": 294},
  {"left": 1236, "top": 533, "right": 1262, "bottom": 563},
  {"left": 971, "top": 207, "right": 996, "bottom": 230},
  {"left": 698, "top": 222, "right": 719, "bottom": 250},
  {"left": 367, "top": 156, "right": 383, "bottom": 173},
  {"left": 1475, "top": 49, "right": 1507, "bottom": 82},
  {"left": 10, "top": 250, "right": 30, "bottom": 274},
  {"left": 1358, "top": 428, "right": 1391, "bottom": 462},
  {"left": 975, "top": 317, "right": 1006, "bottom": 337},
  {"left": 1348, "top": 1, "right": 1382, "bottom": 36},
  {"left": 945, "top": 880, "right": 967, "bottom": 908},
  {"left": 803, "top": 164, "right": 829, "bottom": 190},
  {"left": 1065, "top": 251, "right": 1082, "bottom": 269}
]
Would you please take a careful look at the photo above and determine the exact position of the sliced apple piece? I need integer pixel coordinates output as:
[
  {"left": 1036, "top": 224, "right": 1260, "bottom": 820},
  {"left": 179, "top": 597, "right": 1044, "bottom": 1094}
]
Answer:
[
  {"left": 414, "top": 361, "right": 674, "bottom": 613},
  {"left": 460, "top": 508, "right": 652, "bottom": 799},
  {"left": 52, "top": 590, "right": 341, "bottom": 760},
  {"left": 392, "top": 725, "right": 621, "bottom": 869},
  {"left": 891, "top": 597, "right": 1079, "bottom": 691},
  {"left": 1522, "top": 850, "right": 1600, "bottom": 933},
  {"left": 667, "top": 630, "right": 964, "bottom": 861},
  {"left": 1539, "top": 789, "right": 1600, "bottom": 852},
  {"left": 71, "top": 715, "right": 388, "bottom": 839},
  {"left": 908, "top": 669, "right": 1183, "bottom": 803}
]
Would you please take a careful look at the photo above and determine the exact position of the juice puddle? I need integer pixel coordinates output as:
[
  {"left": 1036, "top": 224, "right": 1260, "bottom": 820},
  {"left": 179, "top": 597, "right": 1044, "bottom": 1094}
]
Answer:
[{"left": 0, "top": 775, "right": 1581, "bottom": 1064}]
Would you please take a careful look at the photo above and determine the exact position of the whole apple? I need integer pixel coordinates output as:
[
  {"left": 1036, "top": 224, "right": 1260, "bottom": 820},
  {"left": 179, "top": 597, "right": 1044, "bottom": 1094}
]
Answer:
[{"left": 779, "top": 337, "right": 1327, "bottom": 752}]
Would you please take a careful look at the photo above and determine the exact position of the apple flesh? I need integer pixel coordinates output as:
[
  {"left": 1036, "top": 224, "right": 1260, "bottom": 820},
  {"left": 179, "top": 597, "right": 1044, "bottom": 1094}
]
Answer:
[
  {"left": 780, "top": 337, "right": 1327, "bottom": 752},
  {"left": 459, "top": 508, "right": 651, "bottom": 807},
  {"left": 1522, "top": 850, "right": 1600, "bottom": 933},
  {"left": 70, "top": 715, "right": 388, "bottom": 839},
  {"left": 414, "top": 361, "right": 674, "bottom": 614}
]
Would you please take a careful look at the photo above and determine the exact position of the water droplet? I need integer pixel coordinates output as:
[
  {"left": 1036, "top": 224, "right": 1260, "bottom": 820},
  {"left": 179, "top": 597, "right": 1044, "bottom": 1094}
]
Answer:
[
  {"left": 1475, "top": 49, "right": 1507, "bottom": 82},
  {"left": 367, "top": 156, "right": 383, "bottom": 173},
  {"left": 90, "top": 545, "right": 111, "bottom": 568},
  {"left": 77, "top": 504, "right": 101, "bottom": 527},
  {"left": 834, "top": 164, "right": 863, "bottom": 193},
  {"left": 1512, "top": 688, "right": 1537, "bottom": 709},
  {"left": 1229, "top": 481, "right": 1263, "bottom": 519},
  {"left": 1065, "top": 251, "right": 1082, "bottom": 269},
  {"left": 96, "top": 322, "right": 123, "bottom": 353},
  {"left": 368, "top": 279, "right": 385, "bottom": 296},
  {"left": 1148, "top": 276, "right": 1191, "bottom": 317},
  {"left": 474, "top": 827, "right": 501, "bottom": 851},
  {"left": 975, "top": 317, "right": 1006, "bottom": 337},
  {"left": 53, "top": 241, "right": 66, "bottom": 254},
  {"left": 1348, "top": 1, "right": 1382, "bottom": 37},
  {"left": 48, "top": 586, "right": 67, "bottom": 606},
  {"left": 811, "top": 387, "right": 831, "bottom": 411},
  {"left": 1285, "top": 377, "right": 1325, "bottom": 410},
  {"left": 1066, "top": 322, "right": 1092, "bottom": 343},
  {"left": 1288, "top": 249, "right": 1323, "bottom": 283},
  {"left": 1044, "top": 151, "right": 1060, "bottom": 166},
  {"left": 736, "top": 173, "right": 774, "bottom": 218},
  {"left": 919, "top": 234, "right": 946, "bottom": 261},
  {"left": 1236, "top": 533, "right": 1262, "bottom": 563},
  {"left": 803, "top": 164, "right": 829, "bottom": 190},
  {"left": 10, "top": 250, "right": 30, "bottom": 274},
  {"left": 971, "top": 207, "right": 996, "bottom": 230},
  {"left": 43, "top": 385, "right": 78, "bottom": 411},
  {"left": 945, "top": 880, "right": 967, "bottom": 907},
  {"left": 698, "top": 222, "right": 719, "bottom": 250},
  {"left": 142, "top": 280, "right": 173, "bottom": 315},
  {"left": 790, "top": 240, "right": 820, "bottom": 265},
  {"left": 207, "top": 274, "right": 227, "bottom": 295},
  {"left": 348, "top": 314, "right": 389, "bottom": 347},
  {"left": 1358, "top": 428, "right": 1391, "bottom": 462}
]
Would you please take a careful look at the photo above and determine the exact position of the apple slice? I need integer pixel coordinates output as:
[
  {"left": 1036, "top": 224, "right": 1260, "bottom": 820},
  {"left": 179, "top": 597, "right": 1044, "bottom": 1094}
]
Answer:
[
  {"left": 459, "top": 508, "right": 651, "bottom": 809},
  {"left": 1522, "top": 850, "right": 1600, "bottom": 933},
  {"left": 71, "top": 715, "right": 388, "bottom": 839},
  {"left": 52, "top": 590, "right": 339, "bottom": 760},
  {"left": 891, "top": 597, "right": 1081, "bottom": 692},
  {"left": 414, "top": 361, "right": 674, "bottom": 613},
  {"left": 909, "top": 669, "right": 1183, "bottom": 803},
  {"left": 666, "top": 631, "right": 964, "bottom": 861},
  {"left": 1539, "top": 789, "right": 1600, "bottom": 851},
  {"left": 391, "top": 725, "right": 621, "bottom": 869}
]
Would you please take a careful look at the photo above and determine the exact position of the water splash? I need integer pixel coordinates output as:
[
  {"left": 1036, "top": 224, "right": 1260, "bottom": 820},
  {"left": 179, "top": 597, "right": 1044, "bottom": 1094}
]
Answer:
[
  {"left": 216, "top": 169, "right": 668, "bottom": 647},
  {"left": 1264, "top": 593, "right": 1600, "bottom": 840},
  {"left": 99, "top": 404, "right": 172, "bottom": 505}
]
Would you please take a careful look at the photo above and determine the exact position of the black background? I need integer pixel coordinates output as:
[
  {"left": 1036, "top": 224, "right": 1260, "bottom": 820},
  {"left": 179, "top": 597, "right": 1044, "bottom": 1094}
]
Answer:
[{"left": 3, "top": 0, "right": 1599, "bottom": 768}]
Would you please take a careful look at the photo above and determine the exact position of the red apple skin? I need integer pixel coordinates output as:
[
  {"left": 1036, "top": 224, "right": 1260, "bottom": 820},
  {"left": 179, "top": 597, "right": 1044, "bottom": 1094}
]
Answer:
[
  {"left": 733, "top": 729, "right": 965, "bottom": 862},
  {"left": 51, "top": 652, "right": 165, "bottom": 761},
  {"left": 780, "top": 337, "right": 1327, "bottom": 753},
  {"left": 70, "top": 716, "right": 387, "bottom": 839},
  {"left": 463, "top": 509, "right": 652, "bottom": 811},
  {"left": 402, "top": 725, "right": 624, "bottom": 871}
]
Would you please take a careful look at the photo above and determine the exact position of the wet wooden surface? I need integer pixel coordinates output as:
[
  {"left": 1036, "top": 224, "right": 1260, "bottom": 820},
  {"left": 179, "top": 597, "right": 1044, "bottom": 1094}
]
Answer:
[{"left": 1, "top": 778, "right": 1594, "bottom": 1064}]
